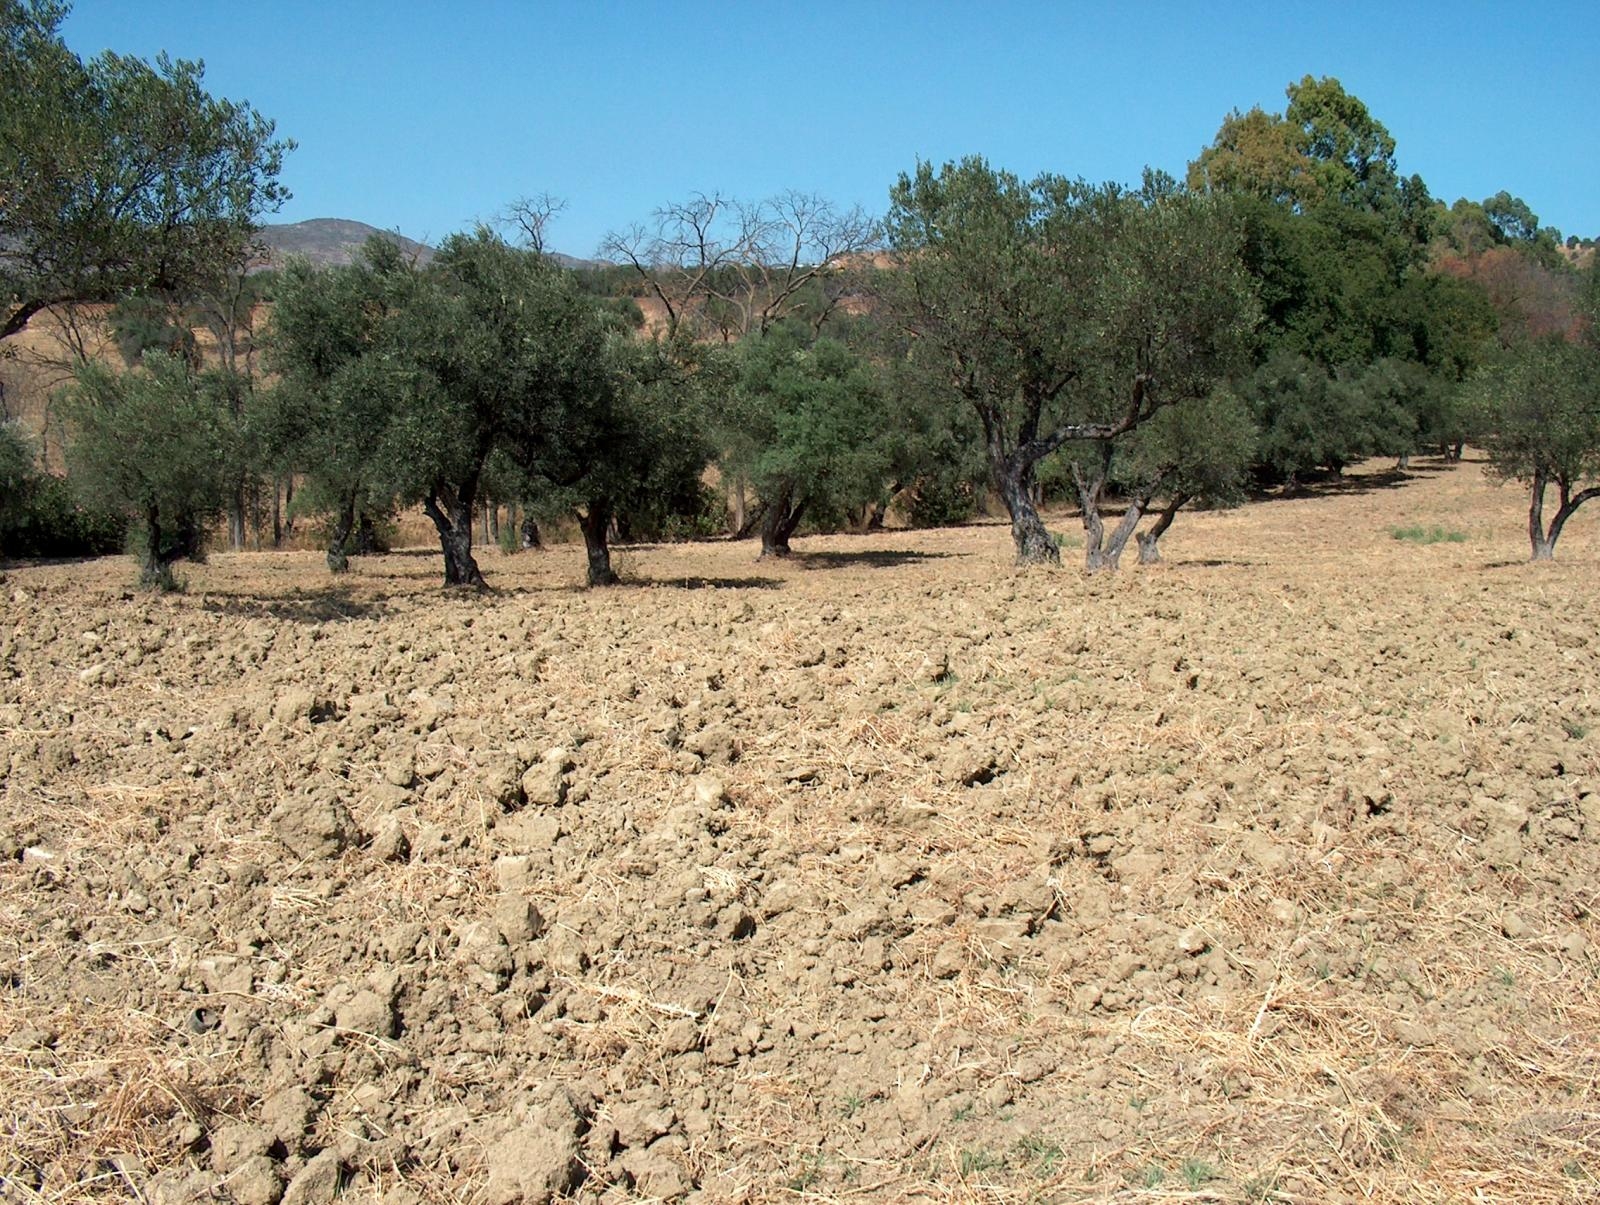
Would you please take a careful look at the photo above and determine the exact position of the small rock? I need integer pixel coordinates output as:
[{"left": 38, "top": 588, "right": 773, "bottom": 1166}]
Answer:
[
  {"left": 495, "top": 854, "right": 535, "bottom": 891},
  {"left": 211, "top": 1123, "right": 274, "bottom": 1175},
  {"left": 281, "top": 1150, "right": 342, "bottom": 1205},
  {"left": 520, "top": 762, "right": 567, "bottom": 808},
  {"left": 495, "top": 895, "right": 545, "bottom": 944},
  {"left": 369, "top": 820, "right": 410, "bottom": 864},
  {"left": 334, "top": 989, "right": 394, "bottom": 1039},
  {"left": 259, "top": 1086, "right": 317, "bottom": 1150},
  {"left": 483, "top": 1095, "right": 586, "bottom": 1205},
  {"left": 618, "top": 1145, "right": 691, "bottom": 1198},
  {"left": 1176, "top": 926, "right": 1210, "bottom": 956},
  {"left": 227, "top": 1155, "right": 284, "bottom": 1205},
  {"left": 692, "top": 775, "right": 729, "bottom": 808},
  {"left": 270, "top": 795, "right": 358, "bottom": 861}
]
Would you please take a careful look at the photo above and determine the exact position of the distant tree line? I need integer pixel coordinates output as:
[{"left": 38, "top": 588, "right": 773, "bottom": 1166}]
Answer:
[{"left": 4, "top": 4, "right": 1598, "bottom": 581}]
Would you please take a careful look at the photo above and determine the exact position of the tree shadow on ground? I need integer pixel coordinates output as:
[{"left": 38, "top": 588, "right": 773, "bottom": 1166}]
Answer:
[
  {"left": 621, "top": 575, "right": 783, "bottom": 591},
  {"left": 1170, "top": 558, "right": 1260, "bottom": 568},
  {"left": 1247, "top": 468, "right": 1425, "bottom": 505},
  {"left": 200, "top": 589, "right": 386, "bottom": 623},
  {"left": 792, "top": 549, "right": 959, "bottom": 570}
]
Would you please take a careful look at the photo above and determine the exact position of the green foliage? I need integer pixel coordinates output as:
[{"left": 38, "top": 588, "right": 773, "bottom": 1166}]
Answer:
[
  {"left": 1467, "top": 338, "right": 1600, "bottom": 557},
  {"left": 1116, "top": 387, "right": 1257, "bottom": 507},
  {"left": 60, "top": 352, "right": 231, "bottom": 586},
  {"left": 883, "top": 157, "right": 1256, "bottom": 563},
  {"left": 724, "top": 327, "right": 892, "bottom": 531},
  {"left": 109, "top": 295, "right": 199, "bottom": 367},
  {"left": 0, "top": 0, "right": 291, "bottom": 339},
  {"left": 1390, "top": 525, "right": 1466, "bottom": 544},
  {"left": 1469, "top": 340, "right": 1600, "bottom": 492},
  {"left": 259, "top": 239, "right": 413, "bottom": 561},
  {"left": 1239, "top": 351, "right": 1435, "bottom": 482},
  {"left": 1190, "top": 75, "right": 1398, "bottom": 215},
  {"left": 2, "top": 421, "right": 124, "bottom": 557}
]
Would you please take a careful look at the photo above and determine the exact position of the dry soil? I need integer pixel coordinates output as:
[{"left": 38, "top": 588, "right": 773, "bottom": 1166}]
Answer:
[{"left": 3, "top": 457, "right": 1599, "bottom": 1204}]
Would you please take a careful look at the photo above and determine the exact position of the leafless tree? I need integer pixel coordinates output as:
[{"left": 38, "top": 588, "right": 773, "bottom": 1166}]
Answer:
[
  {"left": 600, "top": 190, "right": 879, "bottom": 342},
  {"left": 502, "top": 194, "right": 569, "bottom": 257}
]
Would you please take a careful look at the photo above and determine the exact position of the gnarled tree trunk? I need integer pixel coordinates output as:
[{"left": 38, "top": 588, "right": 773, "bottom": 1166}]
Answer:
[
  {"left": 1136, "top": 492, "right": 1191, "bottom": 565},
  {"left": 578, "top": 499, "right": 618, "bottom": 586},
  {"left": 228, "top": 481, "right": 246, "bottom": 551},
  {"left": 327, "top": 494, "right": 356, "bottom": 574},
  {"left": 759, "top": 488, "right": 807, "bottom": 559},
  {"left": 520, "top": 513, "right": 542, "bottom": 550},
  {"left": 985, "top": 419, "right": 1059, "bottom": 566},
  {"left": 422, "top": 483, "right": 486, "bottom": 588},
  {"left": 1528, "top": 472, "right": 1600, "bottom": 561}
]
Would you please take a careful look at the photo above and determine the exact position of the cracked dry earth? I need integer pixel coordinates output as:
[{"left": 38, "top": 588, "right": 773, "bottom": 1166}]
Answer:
[{"left": 3, "top": 456, "right": 1600, "bottom": 1205}]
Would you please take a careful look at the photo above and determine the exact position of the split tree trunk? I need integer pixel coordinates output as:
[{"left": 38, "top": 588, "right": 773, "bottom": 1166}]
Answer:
[
  {"left": 759, "top": 489, "right": 807, "bottom": 559},
  {"left": 578, "top": 499, "right": 618, "bottom": 586},
  {"left": 139, "top": 505, "right": 168, "bottom": 590},
  {"left": 1074, "top": 446, "right": 1165, "bottom": 572},
  {"left": 1136, "top": 493, "right": 1190, "bottom": 565},
  {"left": 423, "top": 487, "right": 486, "bottom": 588},
  {"left": 228, "top": 481, "right": 246, "bottom": 552},
  {"left": 1528, "top": 473, "right": 1600, "bottom": 561}
]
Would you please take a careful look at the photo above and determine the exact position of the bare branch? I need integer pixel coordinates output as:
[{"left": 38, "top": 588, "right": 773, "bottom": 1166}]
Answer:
[{"left": 501, "top": 194, "right": 568, "bottom": 255}]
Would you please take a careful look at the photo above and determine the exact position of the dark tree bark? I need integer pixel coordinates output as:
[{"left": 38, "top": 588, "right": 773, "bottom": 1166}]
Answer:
[
  {"left": 489, "top": 501, "right": 501, "bottom": 545},
  {"left": 1136, "top": 492, "right": 1191, "bottom": 565},
  {"left": 228, "top": 481, "right": 246, "bottom": 552},
  {"left": 353, "top": 511, "right": 385, "bottom": 554},
  {"left": 422, "top": 481, "right": 487, "bottom": 588},
  {"left": 282, "top": 477, "right": 296, "bottom": 543},
  {"left": 327, "top": 494, "right": 356, "bottom": 574},
  {"left": 1528, "top": 471, "right": 1600, "bottom": 561},
  {"left": 578, "top": 499, "right": 619, "bottom": 586},
  {"left": 758, "top": 488, "right": 807, "bottom": 558},
  {"left": 139, "top": 504, "right": 167, "bottom": 590},
  {"left": 997, "top": 458, "right": 1057, "bottom": 564}
]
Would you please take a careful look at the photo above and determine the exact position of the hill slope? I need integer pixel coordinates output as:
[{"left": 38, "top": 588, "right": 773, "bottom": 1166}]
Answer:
[{"left": 256, "top": 219, "right": 434, "bottom": 268}]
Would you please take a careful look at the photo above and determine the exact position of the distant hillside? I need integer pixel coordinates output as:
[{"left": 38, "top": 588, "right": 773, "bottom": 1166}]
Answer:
[
  {"left": 256, "top": 219, "right": 434, "bottom": 269},
  {"left": 256, "top": 220, "right": 611, "bottom": 273}
]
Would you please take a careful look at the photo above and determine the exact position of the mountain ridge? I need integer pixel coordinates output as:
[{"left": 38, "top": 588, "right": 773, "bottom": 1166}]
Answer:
[{"left": 256, "top": 219, "right": 606, "bottom": 271}]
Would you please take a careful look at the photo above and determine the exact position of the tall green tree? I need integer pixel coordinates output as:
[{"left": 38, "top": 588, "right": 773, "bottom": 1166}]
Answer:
[
  {"left": 260, "top": 241, "right": 412, "bottom": 572},
  {"left": 0, "top": 0, "right": 291, "bottom": 340},
  {"left": 60, "top": 352, "right": 230, "bottom": 588},
  {"left": 1468, "top": 339, "right": 1600, "bottom": 560},
  {"left": 723, "top": 329, "right": 893, "bottom": 558},
  {"left": 884, "top": 159, "right": 1255, "bottom": 566},
  {"left": 390, "top": 230, "right": 618, "bottom": 587}
]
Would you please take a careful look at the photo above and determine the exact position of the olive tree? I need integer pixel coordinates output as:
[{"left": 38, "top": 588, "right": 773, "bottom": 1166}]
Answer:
[
  {"left": 1469, "top": 339, "right": 1600, "bottom": 560},
  {"left": 60, "top": 352, "right": 230, "bottom": 588},
  {"left": 0, "top": 0, "right": 290, "bottom": 341},
  {"left": 389, "top": 230, "right": 618, "bottom": 588},
  {"left": 723, "top": 329, "right": 893, "bottom": 558},
  {"left": 261, "top": 241, "right": 412, "bottom": 572},
  {"left": 884, "top": 159, "right": 1256, "bottom": 566}
]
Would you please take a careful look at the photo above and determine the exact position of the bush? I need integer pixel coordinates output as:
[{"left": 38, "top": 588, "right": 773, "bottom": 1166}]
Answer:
[
  {"left": 0, "top": 471, "right": 126, "bottom": 559},
  {"left": 905, "top": 474, "right": 978, "bottom": 528}
]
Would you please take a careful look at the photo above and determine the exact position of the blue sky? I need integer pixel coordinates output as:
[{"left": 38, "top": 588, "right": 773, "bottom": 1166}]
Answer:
[{"left": 62, "top": 2, "right": 1598, "bottom": 257}]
